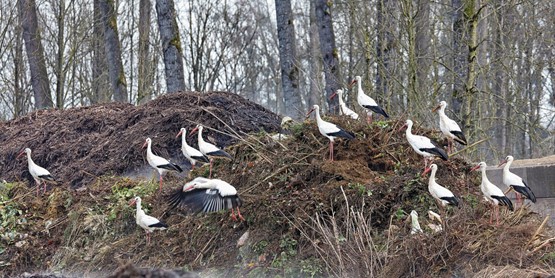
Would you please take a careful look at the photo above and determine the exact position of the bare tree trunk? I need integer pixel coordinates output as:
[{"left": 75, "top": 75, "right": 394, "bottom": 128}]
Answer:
[
  {"left": 156, "top": 0, "right": 186, "bottom": 93},
  {"left": 137, "top": 0, "right": 152, "bottom": 104},
  {"left": 55, "top": 0, "right": 66, "bottom": 109},
  {"left": 415, "top": 0, "right": 430, "bottom": 102},
  {"left": 14, "top": 18, "right": 27, "bottom": 117},
  {"left": 275, "top": 0, "right": 302, "bottom": 119},
  {"left": 376, "top": 0, "right": 395, "bottom": 102},
  {"left": 451, "top": 0, "right": 466, "bottom": 119},
  {"left": 91, "top": 0, "right": 109, "bottom": 104},
  {"left": 18, "top": 0, "right": 53, "bottom": 109},
  {"left": 493, "top": 1, "right": 507, "bottom": 156},
  {"left": 308, "top": 0, "right": 321, "bottom": 108},
  {"left": 98, "top": 0, "right": 128, "bottom": 102},
  {"left": 314, "top": 0, "right": 339, "bottom": 113}
]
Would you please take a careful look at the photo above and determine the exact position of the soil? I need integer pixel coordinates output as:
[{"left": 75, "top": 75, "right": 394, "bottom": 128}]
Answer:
[{"left": 0, "top": 92, "right": 554, "bottom": 277}]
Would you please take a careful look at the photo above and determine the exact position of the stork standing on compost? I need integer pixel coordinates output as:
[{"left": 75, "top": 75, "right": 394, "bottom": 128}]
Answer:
[
  {"left": 143, "top": 138, "right": 183, "bottom": 192},
  {"left": 17, "top": 148, "right": 57, "bottom": 196},
  {"left": 349, "top": 75, "right": 389, "bottom": 124},
  {"left": 306, "top": 104, "right": 355, "bottom": 161},
  {"left": 401, "top": 119, "right": 448, "bottom": 168},
  {"left": 432, "top": 101, "right": 467, "bottom": 153},
  {"left": 176, "top": 127, "right": 209, "bottom": 171},
  {"left": 498, "top": 155, "right": 536, "bottom": 207},
  {"left": 471, "top": 162, "right": 514, "bottom": 226},
  {"left": 190, "top": 125, "right": 233, "bottom": 178},
  {"left": 329, "top": 89, "right": 359, "bottom": 120},
  {"left": 129, "top": 196, "right": 168, "bottom": 245}
]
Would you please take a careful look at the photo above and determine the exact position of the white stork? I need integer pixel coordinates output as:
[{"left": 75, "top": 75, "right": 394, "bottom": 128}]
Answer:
[
  {"left": 129, "top": 196, "right": 168, "bottom": 245},
  {"left": 471, "top": 162, "right": 514, "bottom": 225},
  {"left": 176, "top": 127, "right": 209, "bottom": 170},
  {"left": 329, "top": 89, "right": 359, "bottom": 120},
  {"left": 498, "top": 155, "right": 536, "bottom": 206},
  {"left": 401, "top": 119, "right": 448, "bottom": 168},
  {"left": 307, "top": 104, "right": 355, "bottom": 161},
  {"left": 190, "top": 125, "right": 232, "bottom": 178},
  {"left": 168, "top": 177, "right": 244, "bottom": 221},
  {"left": 349, "top": 75, "right": 389, "bottom": 123},
  {"left": 432, "top": 101, "right": 467, "bottom": 153},
  {"left": 422, "top": 164, "right": 459, "bottom": 208},
  {"left": 17, "top": 148, "right": 56, "bottom": 196},
  {"left": 142, "top": 138, "right": 183, "bottom": 192}
]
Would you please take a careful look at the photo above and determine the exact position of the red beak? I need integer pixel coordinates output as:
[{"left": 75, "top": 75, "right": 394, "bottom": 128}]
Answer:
[
  {"left": 422, "top": 167, "right": 431, "bottom": 176},
  {"left": 348, "top": 79, "right": 356, "bottom": 89},
  {"left": 16, "top": 150, "right": 25, "bottom": 159},
  {"left": 141, "top": 140, "right": 147, "bottom": 149},
  {"left": 306, "top": 108, "right": 315, "bottom": 118},
  {"left": 432, "top": 104, "right": 441, "bottom": 113},
  {"left": 470, "top": 164, "right": 480, "bottom": 172},
  {"left": 128, "top": 199, "right": 136, "bottom": 206},
  {"left": 190, "top": 127, "right": 199, "bottom": 137},
  {"left": 398, "top": 123, "right": 408, "bottom": 132},
  {"left": 497, "top": 160, "right": 507, "bottom": 167},
  {"left": 329, "top": 91, "right": 338, "bottom": 100},
  {"left": 176, "top": 130, "right": 183, "bottom": 139}
]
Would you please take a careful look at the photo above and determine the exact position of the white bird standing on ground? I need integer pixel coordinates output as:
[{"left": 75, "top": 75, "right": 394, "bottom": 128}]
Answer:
[
  {"left": 471, "top": 162, "right": 514, "bottom": 225},
  {"left": 422, "top": 164, "right": 459, "bottom": 208},
  {"left": 409, "top": 210, "right": 423, "bottom": 235},
  {"left": 349, "top": 75, "right": 389, "bottom": 123},
  {"left": 306, "top": 104, "right": 355, "bottom": 161},
  {"left": 129, "top": 196, "right": 168, "bottom": 245},
  {"left": 190, "top": 125, "right": 233, "bottom": 178},
  {"left": 168, "top": 177, "right": 244, "bottom": 221},
  {"left": 142, "top": 138, "right": 183, "bottom": 192},
  {"left": 17, "top": 148, "right": 56, "bottom": 196},
  {"left": 498, "top": 155, "right": 536, "bottom": 206},
  {"left": 401, "top": 119, "right": 448, "bottom": 168},
  {"left": 329, "top": 89, "right": 359, "bottom": 120},
  {"left": 432, "top": 101, "right": 467, "bottom": 153},
  {"left": 176, "top": 127, "right": 209, "bottom": 170}
]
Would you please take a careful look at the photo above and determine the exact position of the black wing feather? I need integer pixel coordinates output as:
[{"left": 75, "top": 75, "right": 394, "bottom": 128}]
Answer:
[
  {"left": 327, "top": 129, "right": 355, "bottom": 140},
  {"left": 207, "top": 150, "right": 233, "bottom": 159},
  {"left": 491, "top": 195, "right": 514, "bottom": 211},
  {"left": 148, "top": 221, "right": 168, "bottom": 228},
  {"left": 440, "top": 196, "right": 459, "bottom": 206},
  {"left": 38, "top": 174, "right": 56, "bottom": 182},
  {"left": 419, "top": 147, "right": 449, "bottom": 161},
  {"left": 363, "top": 105, "right": 389, "bottom": 118},
  {"left": 512, "top": 184, "right": 536, "bottom": 203},
  {"left": 191, "top": 155, "right": 210, "bottom": 163},
  {"left": 157, "top": 163, "right": 183, "bottom": 173},
  {"left": 451, "top": 130, "right": 467, "bottom": 145}
]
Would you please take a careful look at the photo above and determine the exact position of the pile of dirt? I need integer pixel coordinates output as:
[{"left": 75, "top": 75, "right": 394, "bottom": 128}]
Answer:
[
  {"left": 0, "top": 97, "right": 554, "bottom": 277},
  {"left": 0, "top": 91, "right": 281, "bottom": 188}
]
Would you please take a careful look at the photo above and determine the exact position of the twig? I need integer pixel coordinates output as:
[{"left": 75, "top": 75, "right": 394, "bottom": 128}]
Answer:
[
  {"left": 527, "top": 215, "right": 550, "bottom": 246},
  {"left": 450, "top": 138, "right": 488, "bottom": 157},
  {"left": 530, "top": 237, "right": 555, "bottom": 254}
]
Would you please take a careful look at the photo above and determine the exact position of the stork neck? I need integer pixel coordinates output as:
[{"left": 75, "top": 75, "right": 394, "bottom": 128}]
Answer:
[
  {"left": 337, "top": 93, "right": 346, "bottom": 106},
  {"left": 428, "top": 168, "right": 437, "bottom": 184},
  {"left": 503, "top": 160, "right": 513, "bottom": 172},
  {"left": 405, "top": 124, "right": 413, "bottom": 137},
  {"left": 146, "top": 141, "right": 153, "bottom": 156},
  {"left": 135, "top": 201, "right": 145, "bottom": 217},
  {"left": 26, "top": 152, "right": 36, "bottom": 168},
  {"left": 197, "top": 127, "right": 205, "bottom": 143},
  {"left": 438, "top": 106, "right": 446, "bottom": 116},
  {"left": 357, "top": 81, "right": 362, "bottom": 95},
  {"left": 314, "top": 108, "right": 323, "bottom": 125},
  {"left": 480, "top": 167, "right": 491, "bottom": 184},
  {"left": 181, "top": 132, "right": 188, "bottom": 147}
]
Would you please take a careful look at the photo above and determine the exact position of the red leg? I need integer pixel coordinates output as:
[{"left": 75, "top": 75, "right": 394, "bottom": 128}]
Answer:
[
  {"left": 43, "top": 181, "right": 47, "bottom": 194},
  {"left": 159, "top": 175, "right": 163, "bottom": 192},
  {"left": 329, "top": 141, "right": 334, "bottom": 161},
  {"left": 236, "top": 207, "right": 245, "bottom": 221},
  {"left": 230, "top": 208, "right": 237, "bottom": 221},
  {"left": 36, "top": 181, "right": 40, "bottom": 196}
]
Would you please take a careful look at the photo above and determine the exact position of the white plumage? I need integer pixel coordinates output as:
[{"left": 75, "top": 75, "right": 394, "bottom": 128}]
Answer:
[
  {"left": 402, "top": 119, "right": 448, "bottom": 168},
  {"left": 129, "top": 196, "right": 168, "bottom": 245},
  {"left": 142, "top": 138, "right": 183, "bottom": 191},
  {"left": 17, "top": 148, "right": 56, "bottom": 195},
  {"left": 471, "top": 162, "right": 513, "bottom": 225},
  {"left": 190, "top": 125, "right": 232, "bottom": 178},
  {"left": 349, "top": 75, "right": 389, "bottom": 123},
  {"left": 176, "top": 127, "right": 209, "bottom": 170},
  {"left": 307, "top": 104, "right": 354, "bottom": 161},
  {"left": 169, "top": 177, "right": 244, "bottom": 221},
  {"left": 330, "top": 89, "right": 359, "bottom": 120},
  {"left": 410, "top": 210, "right": 423, "bottom": 235},
  {"left": 422, "top": 164, "right": 459, "bottom": 207},
  {"left": 498, "top": 155, "right": 536, "bottom": 204},
  {"left": 432, "top": 101, "right": 467, "bottom": 153}
]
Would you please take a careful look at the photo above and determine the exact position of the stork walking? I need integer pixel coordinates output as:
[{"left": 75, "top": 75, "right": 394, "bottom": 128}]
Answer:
[
  {"left": 471, "top": 162, "right": 514, "bottom": 225},
  {"left": 401, "top": 119, "right": 448, "bottom": 168},
  {"left": 142, "top": 138, "right": 183, "bottom": 192},
  {"left": 129, "top": 196, "right": 168, "bottom": 245},
  {"left": 306, "top": 104, "right": 355, "bottom": 161},
  {"left": 190, "top": 125, "right": 233, "bottom": 178},
  {"left": 329, "top": 89, "right": 359, "bottom": 120},
  {"left": 176, "top": 127, "right": 209, "bottom": 170},
  {"left": 17, "top": 148, "right": 56, "bottom": 196}
]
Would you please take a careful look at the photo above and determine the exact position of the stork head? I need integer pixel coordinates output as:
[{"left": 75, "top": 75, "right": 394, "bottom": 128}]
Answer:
[
  {"left": 497, "top": 155, "right": 513, "bottom": 167},
  {"left": 17, "top": 148, "right": 31, "bottom": 159},
  {"left": 432, "top": 101, "right": 447, "bottom": 113},
  {"left": 422, "top": 163, "right": 437, "bottom": 176},
  {"left": 471, "top": 161, "right": 487, "bottom": 172},
  {"left": 398, "top": 119, "right": 413, "bottom": 132},
  {"left": 142, "top": 138, "right": 151, "bottom": 149},
  {"left": 306, "top": 104, "right": 319, "bottom": 118},
  {"left": 348, "top": 76, "right": 362, "bottom": 88},
  {"left": 330, "top": 89, "right": 343, "bottom": 100},
  {"left": 129, "top": 196, "right": 141, "bottom": 206},
  {"left": 190, "top": 125, "right": 202, "bottom": 136},
  {"left": 182, "top": 177, "right": 212, "bottom": 192},
  {"left": 176, "top": 127, "right": 187, "bottom": 138}
]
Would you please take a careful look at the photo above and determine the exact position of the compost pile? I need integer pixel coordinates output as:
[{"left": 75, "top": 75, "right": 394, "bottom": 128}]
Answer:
[
  {"left": 0, "top": 91, "right": 281, "bottom": 188},
  {"left": 0, "top": 94, "right": 554, "bottom": 277}
]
